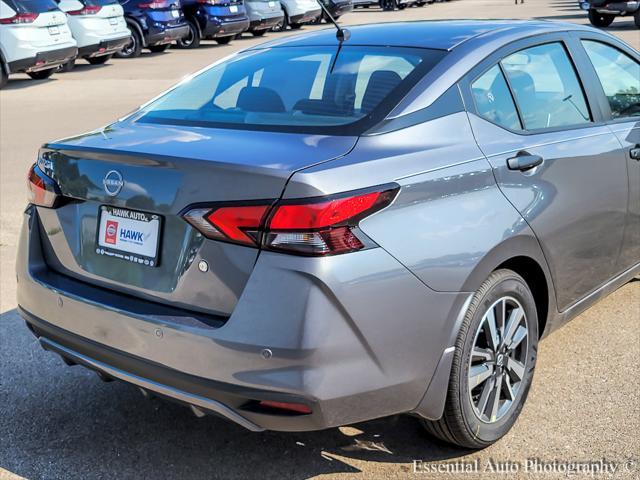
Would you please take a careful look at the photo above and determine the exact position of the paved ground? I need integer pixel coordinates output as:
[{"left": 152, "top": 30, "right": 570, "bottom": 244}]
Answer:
[{"left": 1, "top": 1, "right": 639, "bottom": 479}]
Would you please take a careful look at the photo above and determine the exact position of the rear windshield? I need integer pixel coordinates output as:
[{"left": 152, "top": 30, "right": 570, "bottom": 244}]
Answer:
[
  {"left": 137, "top": 46, "right": 446, "bottom": 135},
  {"left": 5, "top": 0, "right": 58, "bottom": 13}
]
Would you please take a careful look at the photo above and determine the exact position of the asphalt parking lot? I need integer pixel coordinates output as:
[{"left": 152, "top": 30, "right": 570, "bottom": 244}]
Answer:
[{"left": 1, "top": 0, "right": 639, "bottom": 479}]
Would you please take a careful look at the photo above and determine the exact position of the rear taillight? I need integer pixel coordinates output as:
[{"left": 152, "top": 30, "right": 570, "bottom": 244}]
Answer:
[
  {"left": 181, "top": 185, "right": 398, "bottom": 256},
  {"left": 27, "top": 164, "right": 61, "bottom": 208},
  {"left": 67, "top": 5, "right": 102, "bottom": 15},
  {"left": 0, "top": 12, "right": 38, "bottom": 24}
]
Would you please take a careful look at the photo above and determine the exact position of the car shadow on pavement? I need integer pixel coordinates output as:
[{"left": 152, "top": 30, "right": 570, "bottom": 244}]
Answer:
[{"left": 0, "top": 308, "right": 468, "bottom": 480}]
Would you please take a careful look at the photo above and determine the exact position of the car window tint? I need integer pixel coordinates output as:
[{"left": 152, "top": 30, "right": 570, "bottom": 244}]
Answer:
[
  {"left": 5, "top": 0, "right": 58, "bottom": 12},
  {"left": 137, "top": 46, "right": 446, "bottom": 135},
  {"left": 471, "top": 64, "right": 522, "bottom": 130},
  {"left": 582, "top": 41, "right": 640, "bottom": 119},
  {"left": 502, "top": 43, "right": 591, "bottom": 130}
]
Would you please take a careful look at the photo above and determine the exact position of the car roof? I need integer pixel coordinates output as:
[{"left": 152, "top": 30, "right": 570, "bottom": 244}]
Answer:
[{"left": 249, "top": 20, "right": 593, "bottom": 51}]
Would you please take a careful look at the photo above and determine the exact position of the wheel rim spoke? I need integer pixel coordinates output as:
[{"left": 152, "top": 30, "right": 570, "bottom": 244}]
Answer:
[
  {"left": 507, "top": 357, "right": 526, "bottom": 382},
  {"left": 503, "top": 375, "right": 516, "bottom": 401},
  {"left": 502, "top": 306, "right": 524, "bottom": 347},
  {"left": 469, "top": 364, "right": 494, "bottom": 388},
  {"left": 508, "top": 325, "right": 528, "bottom": 351},
  {"left": 489, "top": 373, "right": 503, "bottom": 421},
  {"left": 484, "top": 309, "right": 500, "bottom": 352},
  {"left": 472, "top": 347, "right": 494, "bottom": 362},
  {"left": 476, "top": 376, "right": 495, "bottom": 417}
]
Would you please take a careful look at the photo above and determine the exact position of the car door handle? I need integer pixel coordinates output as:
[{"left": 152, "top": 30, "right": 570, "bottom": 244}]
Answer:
[
  {"left": 506, "top": 152, "right": 544, "bottom": 171},
  {"left": 630, "top": 145, "right": 640, "bottom": 161}
]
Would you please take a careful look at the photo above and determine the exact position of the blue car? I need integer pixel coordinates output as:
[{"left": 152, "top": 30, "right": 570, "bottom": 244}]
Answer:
[
  {"left": 176, "top": 0, "right": 249, "bottom": 49},
  {"left": 115, "top": 0, "right": 189, "bottom": 58}
]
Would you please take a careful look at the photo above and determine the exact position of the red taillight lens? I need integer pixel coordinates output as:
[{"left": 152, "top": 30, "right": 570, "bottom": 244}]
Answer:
[
  {"left": 27, "top": 164, "right": 61, "bottom": 208},
  {"left": 0, "top": 12, "right": 38, "bottom": 24},
  {"left": 67, "top": 5, "right": 102, "bottom": 15},
  {"left": 183, "top": 204, "right": 271, "bottom": 247},
  {"left": 138, "top": 1, "right": 169, "bottom": 8},
  {"left": 257, "top": 400, "right": 312, "bottom": 415},
  {"left": 181, "top": 185, "right": 398, "bottom": 255}
]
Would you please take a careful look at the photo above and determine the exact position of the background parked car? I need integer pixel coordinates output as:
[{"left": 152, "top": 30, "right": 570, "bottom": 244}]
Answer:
[
  {"left": 55, "top": 0, "right": 130, "bottom": 70},
  {"left": 313, "top": 0, "right": 352, "bottom": 22},
  {"left": 581, "top": 1, "right": 640, "bottom": 28},
  {"left": 244, "top": 0, "right": 282, "bottom": 36},
  {"left": 272, "top": 0, "right": 320, "bottom": 31},
  {"left": 176, "top": 0, "right": 248, "bottom": 49},
  {"left": 0, "top": 0, "right": 77, "bottom": 87},
  {"left": 115, "top": 0, "right": 188, "bottom": 58}
]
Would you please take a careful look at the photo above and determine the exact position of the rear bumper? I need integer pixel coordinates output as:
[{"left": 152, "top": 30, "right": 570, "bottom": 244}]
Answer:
[
  {"left": 201, "top": 16, "right": 250, "bottom": 37},
  {"left": 289, "top": 9, "right": 322, "bottom": 24},
  {"left": 326, "top": 3, "right": 354, "bottom": 16},
  {"left": 146, "top": 24, "right": 190, "bottom": 46},
  {"left": 78, "top": 36, "right": 131, "bottom": 58},
  {"left": 585, "top": 1, "right": 640, "bottom": 12},
  {"left": 7, "top": 46, "right": 78, "bottom": 74},
  {"left": 248, "top": 12, "right": 284, "bottom": 30},
  {"left": 16, "top": 206, "right": 468, "bottom": 431}
]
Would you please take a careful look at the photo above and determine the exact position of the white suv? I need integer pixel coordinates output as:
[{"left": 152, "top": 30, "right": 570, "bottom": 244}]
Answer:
[
  {"left": 0, "top": 0, "right": 77, "bottom": 87},
  {"left": 55, "top": 0, "right": 130, "bottom": 71}
]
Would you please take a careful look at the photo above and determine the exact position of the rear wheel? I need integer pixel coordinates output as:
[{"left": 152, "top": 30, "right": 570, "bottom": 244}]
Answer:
[
  {"left": 148, "top": 44, "right": 170, "bottom": 53},
  {"left": 272, "top": 13, "right": 288, "bottom": 31},
  {"left": 87, "top": 54, "right": 112, "bottom": 65},
  {"left": 27, "top": 68, "right": 56, "bottom": 80},
  {"left": 176, "top": 20, "right": 201, "bottom": 49},
  {"left": 421, "top": 269, "right": 538, "bottom": 449},
  {"left": 215, "top": 35, "right": 233, "bottom": 45},
  {"left": 116, "top": 29, "right": 142, "bottom": 58},
  {"left": 0, "top": 65, "right": 8, "bottom": 89},
  {"left": 588, "top": 9, "right": 615, "bottom": 27},
  {"left": 251, "top": 29, "right": 267, "bottom": 36},
  {"left": 58, "top": 58, "right": 75, "bottom": 72}
]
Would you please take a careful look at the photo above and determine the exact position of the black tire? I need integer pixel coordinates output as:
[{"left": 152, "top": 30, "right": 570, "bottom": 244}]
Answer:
[
  {"left": 416, "top": 0, "right": 426, "bottom": 5},
  {"left": 27, "top": 68, "right": 56, "bottom": 80},
  {"left": 251, "top": 29, "right": 267, "bottom": 36},
  {"left": 87, "top": 54, "right": 112, "bottom": 65},
  {"left": 588, "top": 9, "right": 615, "bottom": 27},
  {"left": 58, "top": 58, "right": 75, "bottom": 72},
  {"left": 215, "top": 35, "right": 233, "bottom": 45},
  {"left": 176, "top": 20, "right": 201, "bottom": 49},
  {"left": 289, "top": 22, "right": 303, "bottom": 29},
  {"left": 397, "top": 2, "right": 406, "bottom": 9},
  {"left": 634, "top": 10, "right": 640, "bottom": 28},
  {"left": 0, "top": 64, "right": 8, "bottom": 89},
  {"left": 421, "top": 269, "right": 539, "bottom": 449},
  {"left": 380, "top": 0, "right": 396, "bottom": 11},
  {"left": 148, "top": 44, "right": 170, "bottom": 53},
  {"left": 115, "top": 29, "right": 142, "bottom": 58},
  {"left": 272, "top": 13, "right": 288, "bottom": 31}
]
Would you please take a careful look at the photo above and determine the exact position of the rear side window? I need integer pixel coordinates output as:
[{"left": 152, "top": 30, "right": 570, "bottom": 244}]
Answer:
[
  {"left": 582, "top": 40, "right": 640, "bottom": 119},
  {"left": 472, "top": 64, "right": 522, "bottom": 131},
  {"left": 4, "top": 0, "right": 58, "bottom": 12},
  {"left": 137, "top": 46, "right": 446, "bottom": 135},
  {"left": 501, "top": 43, "right": 591, "bottom": 130}
]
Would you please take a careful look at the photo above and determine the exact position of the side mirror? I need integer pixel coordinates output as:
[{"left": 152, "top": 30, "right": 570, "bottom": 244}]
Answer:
[
  {"left": 57, "top": 0, "right": 85, "bottom": 12},
  {"left": 0, "top": 2, "right": 17, "bottom": 20}
]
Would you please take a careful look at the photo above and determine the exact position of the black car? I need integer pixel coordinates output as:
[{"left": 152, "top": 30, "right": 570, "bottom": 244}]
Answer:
[
  {"left": 176, "top": 0, "right": 249, "bottom": 49},
  {"left": 115, "top": 0, "right": 190, "bottom": 58},
  {"left": 581, "top": 0, "right": 640, "bottom": 27}
]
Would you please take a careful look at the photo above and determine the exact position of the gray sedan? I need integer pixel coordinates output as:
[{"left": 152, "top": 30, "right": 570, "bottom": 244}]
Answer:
[{"left": 17, "top": 21, "right": 640, "bottom": 449}]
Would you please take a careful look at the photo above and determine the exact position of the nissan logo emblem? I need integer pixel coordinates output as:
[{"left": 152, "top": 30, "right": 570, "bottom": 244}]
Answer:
[{"left": 103, "top": 170, "right": 124, "bottom": 197}]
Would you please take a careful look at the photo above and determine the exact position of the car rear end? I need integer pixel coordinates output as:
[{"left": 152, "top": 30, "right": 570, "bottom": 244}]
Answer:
[
  {"left": 1, "top": 0, "right": 76, "bottom": 74},
  {"left": 245, "top": 0, "right": 282, "bottom": 33},
  {"left": 16, "top": 44, "right": 465, "bottom": 431},
  {"left": 190, "top": 0, "right": 249, "bottom": 39},
  {"left": 135, "top": 0, "right": 188, "bottom": 46},
  {"left": 283, "top": 0, "right": 320, "bottom": 25},
  {"left": 65, "top": 0, "right": 130, "bottom": 59},
  {"left": 322, "top": 0, "right": 352, "bottom": 18}
]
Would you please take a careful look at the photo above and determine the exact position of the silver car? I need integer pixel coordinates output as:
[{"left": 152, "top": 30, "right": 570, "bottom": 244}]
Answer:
[
  {"left": 271, "top": 0, "right": 320, "bottom": 30},
  {"left": 245, "top": 0, "right": 284, "bottom": 36},
  {"left": 17, "top": 21, "right": 640, "bottom": 448}
]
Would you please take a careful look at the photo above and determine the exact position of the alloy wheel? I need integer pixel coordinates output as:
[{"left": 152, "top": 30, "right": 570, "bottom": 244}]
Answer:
[{"left": 468, "top": 296, "right": 528, "bottom": 423}]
